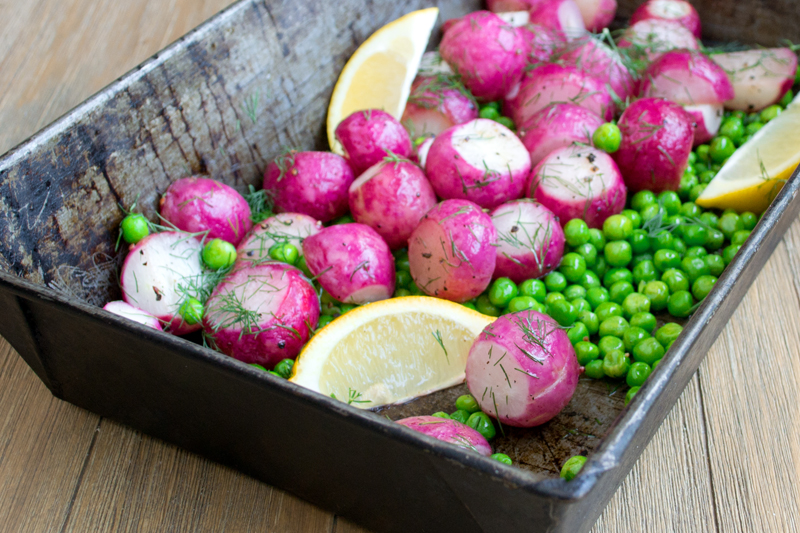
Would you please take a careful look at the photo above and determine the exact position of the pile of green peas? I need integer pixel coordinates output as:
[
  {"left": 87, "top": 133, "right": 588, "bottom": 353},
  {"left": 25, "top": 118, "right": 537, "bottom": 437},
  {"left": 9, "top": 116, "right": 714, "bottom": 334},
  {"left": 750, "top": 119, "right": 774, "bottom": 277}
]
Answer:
[
  {"left": 431, "top": 393, "right": 512, "bottom": 464},
  {"left": 476, "top": 101, "right": 516, "bottom": 131}
]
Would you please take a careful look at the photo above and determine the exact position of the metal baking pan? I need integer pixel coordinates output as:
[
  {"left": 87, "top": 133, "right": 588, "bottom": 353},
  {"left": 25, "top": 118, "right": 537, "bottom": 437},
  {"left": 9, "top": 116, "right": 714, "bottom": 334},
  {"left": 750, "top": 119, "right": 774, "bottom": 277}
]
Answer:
[{"left": 0, "top": 0, "right": 797, "bottom": 531}]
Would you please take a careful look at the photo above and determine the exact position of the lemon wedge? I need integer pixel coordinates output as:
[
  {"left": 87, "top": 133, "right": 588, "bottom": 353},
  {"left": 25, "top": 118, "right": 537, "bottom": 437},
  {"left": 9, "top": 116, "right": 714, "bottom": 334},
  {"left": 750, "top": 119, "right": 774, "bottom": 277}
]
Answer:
[
  {"left": 696, "top": 98, "right": 800, "bottom": 213},
  {"left": 289, "top": 296, "right": 494, "bottom": 409},
  {"left": 326, "top": 8, "right": 439, "bottom": 155}
]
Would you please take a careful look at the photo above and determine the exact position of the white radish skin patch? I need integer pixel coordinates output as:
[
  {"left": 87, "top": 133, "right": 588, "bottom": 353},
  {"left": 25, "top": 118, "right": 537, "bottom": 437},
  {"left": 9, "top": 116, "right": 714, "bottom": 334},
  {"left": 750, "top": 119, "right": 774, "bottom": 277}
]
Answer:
[
  {"left": 650, "top": 0, "right": 691, "bottom": 18},
  {"left": 685, "top": 103, "right": 723, "bottom": 139},
  {"left": 497, "top": 11, "right": 530, "bottom": 27},
  {"left": 417, "top": 137, "right": 434, "bottom": 168},
  {"left": 536, "top": 145, "right": 620, "bottom": 203},
  {"left": 559, "top": 0, "right": 587, "bottom": 39},
  {"left": 451, "top": 119, "right": 529, "bottom": 174},
  {"left": 103, "top": 301, "right": 162, "bottom": 330}
]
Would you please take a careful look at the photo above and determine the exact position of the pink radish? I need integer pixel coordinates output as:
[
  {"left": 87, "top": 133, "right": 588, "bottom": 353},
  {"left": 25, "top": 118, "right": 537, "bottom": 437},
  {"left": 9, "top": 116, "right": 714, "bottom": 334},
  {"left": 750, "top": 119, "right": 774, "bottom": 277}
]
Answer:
[
  {"left": 237, "top": 213, "right": 322, "bottom": 266},
  {"left": 618, "top": 19, "right": 699, "bottom": 62},
  {"left": 465, "top": 310, "right": 580, "bottom": 427},
  {"left": 496, "top": 11, "right": 531, "bottom": 27},
  {"left": 204, "top": 262, "right": 319, "bottom": 367},
  {"left": 103, "top": 301, "right": 163, "bottom": 331},
  {"left": 630, "top": 0, "right": 702, "bottom": 38},
  {"left": 159, "top": 176, "right": 252, "bottom": 246},
  {"left": 303, "top": 224, "right": 395, "bottom": 304},
  {"left": 439, "top": 11, "right": 528, "bottom": 102},
  {"left": 396, "top": 416, "right": 492, "bottom": 456},
  {"left": 425, "top": 119, "right": 531, "bottom": 209},
  {"left": 120, "top": 231, "right": 209, "bottom": 336},
  {"left": 573, "top": 0, "right": 617, "bottom": 32},
  {"left": 559, "top": 36, "right": 637, "bottom": 102},
  {"left": 408, "top": 199, "right": 497, "bottom": 303},
  {"left": 711, "top": 48, "right": 799, "bottom": 112},
  {"left": 684, "top": 103, "right": 724, "bottom": 146},
  {"left": 415, "top": 137, "right": 435, "bottom": 168},
  {"left": 401, "top": 76, "right": 479, "bottom": 138},
  {"left": 490, "top": 199, "right": 565, "bottom": 283},
  {"left": 529, "top": 144, "right": 626, "bottom": 229},
  {"left": 487, "top": 0, "right": 544, "bottom": 12},
  {"left": 348, "top": 160, "right": 438, "bottom": 250},
  {"left": 639, "top": 50, "right": 734, "bottom": 105},
  {"left": 335, "top": 110, "right": 414, "bottom": 176},
  {"left": 528, "top": 0, "right": 587, "bottom": 40},
  {"left": 614, "top": 98, "right": 694, "bottom": 193},
  {"left": 518, "top": 103, "right": 604, "bottom": 168},
  {"left": 518, "top": 23, "right": 565, "bottom": 63}
]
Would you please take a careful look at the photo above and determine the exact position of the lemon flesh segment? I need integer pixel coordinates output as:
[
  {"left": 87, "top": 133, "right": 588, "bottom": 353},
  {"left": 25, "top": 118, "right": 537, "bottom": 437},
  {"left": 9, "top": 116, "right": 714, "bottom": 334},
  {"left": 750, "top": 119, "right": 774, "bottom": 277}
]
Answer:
[
  {"left": 697, "top": 99, "right": 800, "bottom": 213},
  {"left": 289, "top": 296, "right": 494, "bottom": 409},
  {"left": 326, "top": 8, "right": 439, "bottom": 154}
]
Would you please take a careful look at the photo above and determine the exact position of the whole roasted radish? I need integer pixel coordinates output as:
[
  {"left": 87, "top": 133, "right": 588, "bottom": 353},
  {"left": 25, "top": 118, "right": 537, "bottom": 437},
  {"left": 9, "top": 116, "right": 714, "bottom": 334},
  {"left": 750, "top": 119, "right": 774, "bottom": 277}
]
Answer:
[
  {"left": 466, "top": 310, "right": 580, "bottom": 427},
  {"left": 559, "top": 36, "right": 636, "bottom": 102},
  {"left": 396, "top": 416, "right": 492, "bottom": 456},
  {"left": 518, "top": 103, "right": 604, "bottom": 168},
  {"left": 518, "top": 23, "right": 565, "bottom": 63},
  {"left": 335, "top": 110, "right": 414, "bottom": 175},
  {"left": 103, "top": 301, "right": 163, "bottom": 331},
  {"left": 711, "top": 48, "right": 798, "bottom": 112},
  {"left": 528, "top": 0, "right": 587, "bottom": 40},
  {"left": 573, "top": 0, "right": 617, "bottom": 32},
  {"left": 401, "top": 76, "right": 479, "bottom": 137},
  {"left": 618, "top": 19, "right": 699, "bottom": 62},
  {"left": 639, "top": 50, "right": 734, "bottom": 106},
  {"left": 630, "top": 0, "right": 701, "bottom": 38},
  {"left": 237, "top": 213, "right": 322, "bottom": 266}
]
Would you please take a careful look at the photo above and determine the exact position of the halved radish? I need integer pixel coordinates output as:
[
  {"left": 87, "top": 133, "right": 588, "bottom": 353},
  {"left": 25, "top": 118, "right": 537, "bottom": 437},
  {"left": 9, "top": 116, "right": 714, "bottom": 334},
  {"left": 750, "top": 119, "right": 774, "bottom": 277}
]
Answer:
[
  {"left": 711, "top": 48, "right": 799, "bottom": 112},
  {"left": 402, "top": 75, "right": 479, "bottom": 137},
  {"left": 630, "top": 0, "right": 701, "bottom": 38},
  {"left": 237, "top": 213, "right": 322, "bottom": 266},
  {"left": 639, "top": 50, "right": 734, "bottom": 105},
  {"left": 684, "top": 103, "right": 724, "bottom": 146},
  {"left": 518, "top": 103, "right": 604, "bottom": 168},
  {"left": 559, "top": 36, "right": 637, "bottom": 102},
  {"left": 573, "top": 0, "right": 617, "bottom": 32},
  {"left": 103, "top": 301, "right": 163, "bottom": 331},
  {"left": 528, "top": 0, "right": 587, "bottom": 40},
  {"left": 618, "top": 19, "right": 699, "bottom": 62}
]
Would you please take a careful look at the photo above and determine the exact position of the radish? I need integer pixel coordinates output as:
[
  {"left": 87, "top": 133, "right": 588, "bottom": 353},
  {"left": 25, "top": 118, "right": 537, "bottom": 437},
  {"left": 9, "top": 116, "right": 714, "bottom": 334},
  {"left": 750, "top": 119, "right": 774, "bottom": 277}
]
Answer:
[
  {"left": 518, "top": 23, "right": 565, "bottom": 64},
  {"left": 618, "top": 19, "right": 699, "bottom": 62},
  {"left": 630, "top": 0, "right": 702, "bottom": 38},
  {"left": 518, "top": 103, "right": 604, "bottom": 168},
  {"left": 303, "top": 224, "right": 395, "bottom": 304},
  {"left": 424, "top": 119, "right": 531, "bottom": 209},
  {"left": 559, "top": 36, "right": 637, "bottom": 102},
  {"left": 417, "top": 51, "right": 454, "bottom": 77},
  {"left": 263, "top": 151, "right": 354, "bottom": 223},
  {"left": 396, "top": 416, "right": 492, "bottom": 456},
  {"left": 529, "top": 144, "right": 626, "bottom": 229},
  {"left": 408, "top": 199, "right": 497, "bottom": 303},
  {"left": 614, "top": 98, "right": 694, "bottom": 193},
  {"left": 639, "top": 50, "right": 734, "bottom": 105},
  {"left": 335, "top": 110, "right": 414, "bottom": 176},
  {"left": 103, "top": 301, "right": 163, "bottom": 331},
  {"left": 401, "top": 75, "right": 479, "bottom": 138},
  {"left": 439, "top": 11, "right": 528, "bottom": 102},
  {"left": 465, "top": 310, "right": 580, "bottom": 427},
  {"left": 120, "top": 231, "right": 210, "bottom": 336},
  {"left": 159, "top": 176, "right": 252, "bottom": 246},
  {"left": 416, "top": 137, "right": 435, "bottom": 168},
  {"left": 528, "top": 0, "right": 587, "bottom": 40},
  {"left": 490, "top": 199, "right": 565, "bottom": 283},
  {"left": 710, "top": 48, "right": 799, "bottom": 112},
  {"left": 237, "top": 213, "right": 322, "bottom": 266},
  {"left": 349, "top": 159, "right": 438, "bottom": 250},
  {"left": 204, "top": 262, "right": 319, "bottom": 367},
  {"left": 496, "top": 11, "right": 531, "bottom": 27},
  {"left": 684, "top": 103, "right": 724, "bottom": 146},
  {"left": 487, "top": 0, "right": 544, "bottom": 12},
  {"left": 573, "top": 0, "right": 617, "bottom": 32}
]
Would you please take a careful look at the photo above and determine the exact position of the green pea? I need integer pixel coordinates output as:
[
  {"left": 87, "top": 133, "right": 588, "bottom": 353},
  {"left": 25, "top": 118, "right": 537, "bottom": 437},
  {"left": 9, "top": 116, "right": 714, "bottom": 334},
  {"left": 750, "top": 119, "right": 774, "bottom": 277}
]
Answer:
[
  {"left": 672, "top": 237, "right": 687, "bottom": 256},
  {"left": 699, "top": 212, "right": 719, "bottom": 228},
  {"left": 331, "top": 214, "right": 355, "bottom": 225},
  {"left": 407, "top": 281, "right": 422, "bottom": 295},
  {"left": 545, "top": 292, "right": 565, "bottom": 306},
  {"left": 592, "top": 255, "right": 609, "bottom": 278},
  {"left": 560, "top": 455, "right": 587, "bottom": 481},
  {"left": 564, "top": 218, "right": 591, "bottom": 247},
  {"left": 491, "top": 453, "right": 513, "bottom": 465},
  {"left": 781, "top": 89, "right": 794, "bottom": 107},
  {"left": 625, "top": 386, "right": 640, "bottom": 406},
  {"left": 598, "top": 335, "right": 625, "bottom": 357},
  {"left": 605, "top": 240, "right": 633, "bottom": 268},
  {"left": 640, "top": 203, "right": 663, "bottom": 224},
  {"left": 622, "top": 292, "right": 651, "bottom": 319},
  {"left": 694, "top": 161, "right": 709, "bottom": 174},
  {"left": 559, "top": 253, "right": 587, "bottom": 283},
  {"left": 450, "top": 409, "right": 470, "bottom": 424},
  {"left": 722, "top": 244, "right": 741, "bottom": 265},
  {"left": 460, "top": 300, "right": 476, "bottom": 310},
  {"left": 623, "top": 326, "right": 651, "bottom": 352},
  {"left": 719, "top": 117, "right": 744, "bottom": 144},
  {"left": 599, "top": 316, "right": 630, "bottom": 338},
  {"left": 760, "top": 104, "right": 782, "bottom": 123},
  {"left": 692, "top": 275, "right": 717, "bottom": 301},
  {"left": 603, "top": 215, "right": 634, "bottom": 241},
  {"left": 631, "top": 190, "right": 657, "bottom": 211},
  {"left": 395, "top": 251, "right": 410, "bottom": 271},
  {"left": 678, "top": 172, "right": 699, "bottom": 201},
  {"left": 704, "top": 254, "right": 725, "bottom": 277},
  {"left": 685, "top": 246, "right": 707, "bottom": 259},
  {"left": 593, "top": 122, "right": 622, "bottom": 153},
  {"left": 696, "top": 144, "right": 710, "bottom": 162},
  {"left": 179, "top": 297, "right": 204, "bottom": 326},
  {"left": 680, "top": 202, "right": 702, "bottom": 218},
  {"left": 578, "top": 311, "right": 600, "bottom": 335},
  {"left": 667, "top": 290, "right": 695, "bottom": 318},
  {"left": 650, "top": 231, "right": 675, "bottom": 252},
  {"left": 531, "top": 301, "right": 547, "bottom": 314},
  {"left": 575, "top": 341, "right": 601, "bottom": 366},
  {"left": 204, "top": 239, "right": 237, "bottom": 270},
  {"left": 466, "top": 412, "right": 496, "bottom": 441},
  {"left": 476, "top": 294, "right": 501, "bottom": 317},
  {"left": 395, "top": 270, "right": 412, "bottom": 288},
  {"left": 630, "top": 312, "right": 657, "bottom": 334},
  {"left": 595, "top": 301, "right": 623, "bottom": 322},
  {"left": 479, "top": 106, "right": 501, "bottom": 120},
  {"left": 626, "top": 362, "right": 652, "bottom": 387},
  {"left": 519, "top": 279, "right": 547, "bottom": 302},
  {"left": 705, "top": 228, "right": 725, "bottom": 251},
  {"left": 681, "top": 224, "right": 707, "bottom": 247},
  {"left": 488, "top": 277, "right": 519, "bottom": 307},
  {"left": 297, "top": 255, "right": 313, "bottom": 278},
  {"left": 317, "top": 315, "right": 334, "bottom": 329},
  {"left": 653, "top": 249, "right": 680, "bottom": 272},
  {"left": 431, "top": 412, "right": 451, "bottom": 419},
  {"left": 659, "top": 191, "right": 682, "bottom": 215},
  {"left": 588, "top": 228, "right": 607, "bottom": 250},
  {"left": 656, "top": 322, "right": 683, "bottom": 348},
  {"left": 740, "top": 212, "right": 758, "bottom": 231},
  {"left": 586, "top": 287, "right": 610, "bottom": 310},
  {"left": 718, "top": 212, "right": 744, "bottom": 240},
  {"left": 273, "top": 358, "right": 295, "bottom": 379},
  {"left": 642, "top": 280, "right": 670, "bottom": 311},
  {"left": 268, "top": 371, "right": 283, "bottom": 378},
  {"left": 545, "top": 271, "right": 568, "bottom": 292},
  {"left": 571, "top": 298, "right": 591, "bottom": 314},
  {"left": 574, "top": 243, "right": 598, "bottom": 269},
  {"left": 709, "top": 136, "right": 736, "bottom": 163},
  {"left": 548, "top": 299, "right": 578, "bottom": 327},
  {"left": 120, "top": 213, "right": 149, "bottom": 244},
  {"left": 483, "top": 101, "right": 501, "bottom": 111},
  {"left": 568, "top": 322, "right": 590, "bottom": 346},
  {"left": 632, "top": 337, "right": 665, "bottom": 366},
  {"left": 496, "top": 116, "right": 516, "bottom": 130},
  {"left": 507, "top": 296, "right": 536, "bottom": 313},
  {"left": 681, "top": 256, "right": 710, "bottom": 283},
  {"left": 689, "top": 184, "right": 707, "bottom": 202},
  {"left": 621, "top": 209, "right": 643, "bottom": 230},
  {"left": 688, "top": 151, "right": 699, "bottom": 164},
  {"left": 609, "top": 281, "right": 634, "bottom": 304},
  {"left": 603, "top": 350, "right": 631, "bottom": 378},
  {"left": 456, "top": 394, "right": 481, "bottom": 413},
  {"left": 585, "top": 359, "right": 606, "bottom": 379},
  {"left": 603, "top": 267, "right": 633, "bottom": 288},
  {"left": 662, "top": 269, "right": 690, "bottom": 294},
  {"left": 699, "top": 170, "right": 717, "bottom": 184},
  {"left": 745, "top": 122, "right": 763, "bottom": 136},
  {"left": 628, "top": 229, "right": 651, "bottom": 254},
  {"left": 731, "top": 230, "right": 751, "bottom": 246},
  {"left": 632, "top": 260, "right": 658, "bottom": 285},
  {"left": 578, "top": 270, "right": 602, "bottom": 290},
  {"left": 666, "top": 214, "right": 687, "bottom": 237}
]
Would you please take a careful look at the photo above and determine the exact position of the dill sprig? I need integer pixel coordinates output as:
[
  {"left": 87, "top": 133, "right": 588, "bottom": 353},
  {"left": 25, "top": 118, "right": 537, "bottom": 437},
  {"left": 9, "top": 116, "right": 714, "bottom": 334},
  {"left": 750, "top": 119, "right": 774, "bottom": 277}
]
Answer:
[
  {"left": 331, "top": 388, "right": 371, "bottom": 405},
  {"left": 243, "top": 88, "right": 260, "bottom": 124},
  {"left": 432, "top": 329, "right": 449, "bottom": 363},
  {"left": 244, "top": 185, "right": 275, "bottom": 223}
]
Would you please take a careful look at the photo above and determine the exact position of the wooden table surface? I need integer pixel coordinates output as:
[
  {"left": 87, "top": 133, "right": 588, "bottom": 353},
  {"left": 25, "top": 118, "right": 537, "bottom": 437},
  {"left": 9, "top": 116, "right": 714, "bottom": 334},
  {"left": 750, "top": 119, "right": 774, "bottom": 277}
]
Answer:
[{"left": 1, "top": 0, "right": 798, "bottom": 531}]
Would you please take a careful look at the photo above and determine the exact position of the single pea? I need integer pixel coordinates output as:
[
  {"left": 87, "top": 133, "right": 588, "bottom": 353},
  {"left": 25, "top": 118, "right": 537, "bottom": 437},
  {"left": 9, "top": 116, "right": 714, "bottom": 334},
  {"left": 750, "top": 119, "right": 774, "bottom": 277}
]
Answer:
[
  {"left": 654, "top": 249, "right": 681, "bottom": 271},
  {"left": 685, "top": 246, "right": 707, "bottom": 259},
  {"left": 698, "top": 170, "right": 717, "bottom": 184},
  {"left": 730, "top": 110, "right": 746, "bottom": 120},
  {"left": 593, "top": 122, "right": 622, "bottom": 153},
  {"left": 780, "top": 89, "right": 794, "bottom": 107},
  {"left": 592, "top": 256, "right": 609, "bottom": 278},
  {"left": 760, "top": 104, "right": 782, "bottom": 123},
  {"left": 575, "top": 341, "right": 601, "bottom": 366},
  {"left": 395, "top": 270, "right": 412, "bottom": 288},
  {"left": 560, "top": 455, "right": 587, "bottom": 481},
  {"left": 694, "top": 161, "right": 709, "bottom": 174},
  {"left": 605, "top": 241, "right": 633, "bottom": 267},
  {"left": 628, "top": 229, "right": 651, "bottom": 255},
  {"left": 642, "top": 280, "right": 670, "bottom": 311},
  {"left": 488, "top": 277, "right": 519, "bottom": 308},
  {"left": 317, "top": 315, "right": 334, "bottom": 329},
  {"left": 598, "top": 335, "right": 625, "bottom": 357},
  {"left": 568, "top": 322, "right": 590, "bottom": 346},
  {"left": 331, "top": 214, "right": 355, "bottom": 225},
  {"left": 718, "top": 212, "right": 744, "bottom": 240},
  {"left": 575, "top": 243, "right": 598, "bottom": 269},
  {"left": 548, "top": 299, "right": 578, "bottom": 327},
  {"left": 704, "top": 254, "right": 725, "bottom": 277},
  {"left": 483, "top": 101, "right": 501, "bottom": 111},
  {"left": 656, "top": 322, "right": 683, "bottom": 348},
  {"left": 407, "top": 281, "right": 422, "bottom": 295},
  {"left": 632, "top": 253, "right": 654, "bottom": 268},
  {"left": 731, "top": 230, "right": 751, "bottom": 246},
  {"left": 431, "top": 412, "right": 451, "bottom": 419},
  {"left": 268, "top": 371, "right": 283, "bottom": 378},
  {"left": 466, "top": 412, "right": 496, "bottom": 441},
  {"left": 680, "top": 202, "right": 702, "bottom": 218},
  {"left": 507, "top": 296, "right": 537, "bottom": 313},
  {"left": 665, "top": 214, "right": 687, "bottom": 237},
  {"left": 395, "top": 251, "right": 411, "bottom": 271},
  {"left": 696, "top": 144, "right": 710, "bottom": 162},
  {"left": 740, "top": 212, "right": 758, "bottom": 231},
  {"left": 479, "top": 106, "right": 501, "bottom": 120},
  {"left": 339, "top": 304, "right": 356, "bottom": 315},
  {"left": 672, "top": 237, "right": 687, "bottom": 256},
  {"left": 545, "top": 292, "right": 565, "bottom": 306},
  {"left": 120, "top": 213, "right": 149, "bottom": 244},
  {"left": 545, "top": 271, "right": 568, "bottom": 292},
  {"left": 621, "top": 209, "right": 643, "bottom": 230},
  {"left": 692, "top": 275, "right": 717, "bottom": 301},
  {"left": 626, "top": 362, "right": 652, "bottom": 388},
  {"left": 579, "top": 311, "right": 600, "bottom": 335},
  {"left": 559, "top": 253, "right": 587, "bottom": 283},
  {"left": 681, "top": 224, "right": 708, "bottom": 247},
  {"left": 609, "top": 281, "right": 634, "bottom": 305},
  {"left": 632, "top": 337, "right": 665, "bottom": 366},
  {"left": 709, "top": 136, "right": 736, "bottom": 163},
  {"left": 564, "top": 218, "right": 591, "bottom": 247},
  {"left": 179, "top": 297, "right": 204, "bottom": 326},
  {"left": 625, "top": 386, "right": 640, "bottom": 406},
  {"left": 688, "top": 151, "right": 698, "bottom": 164},
  {"left": 456, "top": 394, "right": 481, "bottom": 413},
  {"left": 719, "top": 117, "right": 745, "bottom": 144},
  {"left": 595, "top": 301, "right": 624, "bottom": 322},
  {"left": 629, "top": 314, "right": 656, "bottom": 337},
  {"left": 496, "top": 116, "right": 516, "bottom": 130},
  {"left": 599, "top": 316, "right": 630, "bottom": 338},
  {"left": 659, "top": 191, "right": 682, "bottom": 215},
  {"left": 476, "top": 294, "right": 501, "bottom": 317},
  {"left": 578, "top": 270, "right": 602, "bottom": 290},
  {"left": 450, "top": 409, "right": 470, "bottom": 424},
  {"left": 251, "top": 364, "right": 269, "bottom": 372},
  {"left": 585, "top": 359, "right": 606, "bottom": 379},
  {"left": 491, "top": 453, "right": 513, "bottom": 465},
  {"left": 705, "top": 228, "right": 725, "bottom": 251},
  {"left": 662, "top": 268, "right": 690, "bottom": 294},
  {"left": 681, "top": 256, "right": 710, "bottom": 283},
  {"left": 633, "top": 260, "right": 658, "bottom": 285},
  {"left": 603, "top": 350, "right": 631, "bottom": 379},
  {"left": 700, "top": 211, "right": 719, "bottom": 228},
  {"left": 631, "top": 190, "right": 657, "bottom": 211},
  {"left": 689, "top": 184, "right": 707, "bottom": 202},
  {"left": 586, "top": 287, "right": 610, "bottom": 310},
  {"left": 745, "top": 121, "right": 763, "bottom": 136},
  {"left": 622, "top": 292, "right": 651, "bottom": 319},
  {"left": 678, "top": 172, "right": 700, "bottom": 201},
  {"left": 604, "top": 267, "right": 633, "bottom": 287},
  {"left": 667, "top": 290, "right": 695, "bottom": 318},
  {"left": 588, "top": 228, "right": 607, "bottom": 250},
  {"left": 722, "top": 244, "right": 741, "bottom": 265},
  {"left": 603, "top": 214, "right": 634, "bottom": 241},
  {"left": 203, "top": 238, "right": 237, "bottom": 270},
  {"left": 650, "top": 231, "right": 675, "bottom": 252},
  {"left": 460, "top": 300, "right": 476, "bottom": 310},
  {"left": 272, "top": 358, "right": 295, "bottom": 379},
  {"left": 623, "top": 326, "right": 651, "bottom": 353},
  {"left": 519, "top": 279, "right": 547, "bottom": 302},
  {"left": 570, "top": 297, "right": 591, "bottom": 314}
]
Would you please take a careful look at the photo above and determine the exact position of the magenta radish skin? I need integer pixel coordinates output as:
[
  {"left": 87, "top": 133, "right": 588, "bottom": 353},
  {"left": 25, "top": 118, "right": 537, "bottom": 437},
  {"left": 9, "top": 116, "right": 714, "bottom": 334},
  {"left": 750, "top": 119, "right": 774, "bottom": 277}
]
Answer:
[
  {"left": 529, "top": 145, "right": 627, "bottom": 229},
  {"left": 559, "top": 36, "right": 636, "bottom": 102},
  {"left": 630, "top": 0, "right": 701, "bottom": 38},
  {"left": 711, "top": 48, "right": 798, "bottom": 112},
  {"left": 401, "top": 76, "right": 479, "bottom": 137},
  {"left": 408, "top": 199, "right": 497, "bottom": 303},
  {"left": 263, "top": 151, "right": 354, "bottom": 223},
  {"left": 573, "top": 0, "right": 617, "bottom": 32},
  {"left": 237, "top": 213, "right": 322, "bottom": 266},
  {"left": 348, "top": 160, "right": 438, "bottom": 250},
  {"left": 618, "top": 19, "right": 699, "bottom": 62},
  {"left": 490, "top": 199, "right": 565, "bottom": 282},
  {"left": 103, "top": 301, "right": 163, "bottom": 331},
  {"left": 396, "top": 416, "right": 492, "bottom": 456},
  {"left": 518, "top": 103, "right": 604, "bottom": 168},
  {"left": 439, "top": 11, "right": 528, "bottom": 102},
  {"left": 528, "top": 0, "right": 587, "bottom": 40},
  {"left": 303, "top": 224, "right": 395, "bottom": 304},
  {"left": 685, "top": 103, "right": 724, "bottom": 146},
  {"left": 159, "top": 176, "right": 252, "bottom": 246},
  {"left": 614, "top": 98, "right": 694, "bottom": 193},
  {"left": 518, "top": 23, "right": 565, "bottom": 63},
  {"left": 204, "top": 263, "right": 319, "bottom": 367},
  {"left": 466, "top": 311, "right": 580, "bottom": 427},
  {"left": 487, "top": 0, "right": 544, "bottom": 11},
  {"left": 335, "top": 110, "right": 414, "bottom": 176},
  {"left": 639, "top": 50, "right": 735, "bottom": 105}
]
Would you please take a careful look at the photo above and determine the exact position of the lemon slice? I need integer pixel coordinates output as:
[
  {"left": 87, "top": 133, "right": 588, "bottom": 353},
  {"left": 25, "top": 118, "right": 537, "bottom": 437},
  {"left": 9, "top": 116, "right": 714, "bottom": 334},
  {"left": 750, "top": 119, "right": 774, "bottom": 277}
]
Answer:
[
  {"left": 326, "top": 8, "right": 439, "bottom": 154},
  {"left": 289, "top": 296, "right": 494, "bottom": 409},
  {"left": 696, "top": 98, "right": 800, "bottom": 213}
]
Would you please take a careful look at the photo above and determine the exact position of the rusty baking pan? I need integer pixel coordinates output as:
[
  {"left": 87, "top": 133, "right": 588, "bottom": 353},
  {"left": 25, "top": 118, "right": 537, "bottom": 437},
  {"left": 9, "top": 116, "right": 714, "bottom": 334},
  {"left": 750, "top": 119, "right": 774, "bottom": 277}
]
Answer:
[{"left": 0, "top": 0, "right": 798, "bottom": 531}]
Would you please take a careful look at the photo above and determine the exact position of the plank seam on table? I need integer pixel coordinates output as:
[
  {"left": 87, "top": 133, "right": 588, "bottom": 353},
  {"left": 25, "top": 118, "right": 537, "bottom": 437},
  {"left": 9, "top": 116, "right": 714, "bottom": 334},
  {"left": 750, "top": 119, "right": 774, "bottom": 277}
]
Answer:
[
  {"left": 695, "top": 374, "right": 722, "bottom": 533},
  {"left": 58, "top": 416, "right": 103, "bottom": 533}
]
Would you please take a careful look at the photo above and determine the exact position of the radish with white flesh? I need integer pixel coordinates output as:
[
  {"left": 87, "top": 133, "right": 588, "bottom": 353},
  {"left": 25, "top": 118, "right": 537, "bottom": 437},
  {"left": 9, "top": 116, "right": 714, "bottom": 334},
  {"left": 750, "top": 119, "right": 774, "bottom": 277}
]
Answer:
[
  {"left": 465, "top": 310, "right": 580, "bottom": 427},
  {"left": 204, "top": 262, "right": 319, "bottom": 367},
  {"left": 335, "top": 110, "right": 414, "bottom": 176},
  {"left": 518, "top": 23, "right": 565, "bottom": 63},
  {"left": 159, "top": 176, "right": 252, "bottom": 246},
  {"left": 630, "top": 0, "right": 701, "bottom": 38},
  {"left": 573, "top": 0, "right": 617, "bottom": 32},
  {"left": 518, "top": 103, "right": 604, "bottom": 168},
  {"left": 487, "top": 0, "right": 543, "bottom": 12},
  {"left": 490, "top": 199, "right": 565, "bottom": 283},
  {"left": 103, "top": 301, "right": 163, "bottom": 331},
  {"left": 505, "top": 63, "right": 614, "bottom": 126},
  {"left": 121, "top": 231, "right": 210, "bottom": 336},
  {"left": 303, "top": 224, "right": 395, "bottom": 304},
  {"left": 685, "top": 103, "right": 724, "bottom": 146},
  {"left": 425, "top": 119, "right": 531, "bottom": 209},
  {"left": 496, "top": 11, "right": 531, "bottom": 26},
  {"left": 614, "top": 97, "right": 694, "bottom": 193},
  {"left": 237, "top": 213, "right": 322, "bottom": 266},
  {"left": 618, "top": 19, "right": 699, "bottom": 62},
  {"left": 528, "top": 144, "right": 627, "bottom": 229},
  {"left": 528, "top": 0, "right": 587, "bottom": 40},
  {"left": 711, "top": 48, "right": 799, "bottom": 112},
  {"left": 439, "top": 11, "right": 528, "bottom": 102},
  {"left": 263, "top": 151, "right": 354, "bottom": 223},
  {"left": 402, "top": 76, "right": 479, "bottom": 138},
  {"left": 396, "top": 416, "right": 493, "bottom": 455},
  {"left": 416, "top": 137, "right": 434, "bottom": 168},
  {"left": 559, "top": 36, "right": 636, "bottom": 102},
  {"left": 639, "top": 50, "right": 734, "bottom": 106},
  {"left": 408, "top": 199, "right": 497, "bottom": 303},
  {"left": 417, "top": 51, "right": 454, "bottom": 77},
  {"left": 349, "top": 160, "right": 437, "bottom": 250}
]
